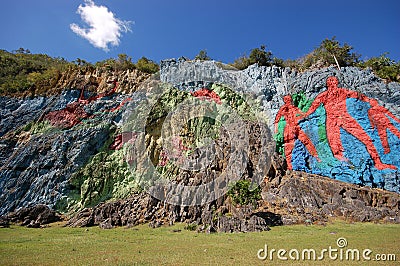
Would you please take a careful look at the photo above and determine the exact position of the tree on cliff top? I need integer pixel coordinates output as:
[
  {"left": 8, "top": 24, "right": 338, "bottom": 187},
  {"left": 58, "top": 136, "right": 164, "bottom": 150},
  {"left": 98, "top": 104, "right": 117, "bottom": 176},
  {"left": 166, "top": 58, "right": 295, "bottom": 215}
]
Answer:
[
  {"left": 194, "top": 50, "right": 212, "bottom": 61},
  {"left": 0, "top": 49, "right": 71, "bottom": 95},
  {"left": 135, "top": 57, "right": 159, "bottom": 74},
  {"left": 358, "top": 53, "right": 400, "bottom": 82},
  {"left": 231, "top": 45, "right": 275, "bottom": 70},
  {"left": 300, "top": 37, "right": 360, "bottom": 70}
]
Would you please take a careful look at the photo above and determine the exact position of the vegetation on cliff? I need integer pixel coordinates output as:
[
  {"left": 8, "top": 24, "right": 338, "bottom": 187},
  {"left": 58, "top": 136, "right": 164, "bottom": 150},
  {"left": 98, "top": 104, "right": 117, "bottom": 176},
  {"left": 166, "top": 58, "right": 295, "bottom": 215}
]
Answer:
[
  {"left": 1, "top": 37, "right": 399, "bottom": 97},
  {"left": 1, "top": 38, "right": 399, "bottom": 97},
  {"left": 0, "top": 48, "right": 70, "bottom": 95},
  {"left": 0, "top": 49, "right": 158, "bottom": 96},
  {"left": 229, "top": 37, "right": 400, "bottom": 82}
]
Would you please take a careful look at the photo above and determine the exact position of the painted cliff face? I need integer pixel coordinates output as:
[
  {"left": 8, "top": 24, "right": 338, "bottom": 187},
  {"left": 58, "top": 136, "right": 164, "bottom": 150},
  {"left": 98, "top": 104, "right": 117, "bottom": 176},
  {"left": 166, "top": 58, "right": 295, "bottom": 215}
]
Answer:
[{"left": 275, "top": 76, "right": 400, "bottom": 192}]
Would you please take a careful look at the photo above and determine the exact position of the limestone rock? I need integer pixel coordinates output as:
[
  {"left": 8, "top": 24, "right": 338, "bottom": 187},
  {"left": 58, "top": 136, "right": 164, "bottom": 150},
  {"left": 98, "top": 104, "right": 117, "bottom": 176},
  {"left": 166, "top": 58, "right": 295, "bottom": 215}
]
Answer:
[
  {"left": 261, "top": 171, "right": 400, "bottom": 224},
  {"left": 1, "top": 61, "right": 399, "bottom": 233}
]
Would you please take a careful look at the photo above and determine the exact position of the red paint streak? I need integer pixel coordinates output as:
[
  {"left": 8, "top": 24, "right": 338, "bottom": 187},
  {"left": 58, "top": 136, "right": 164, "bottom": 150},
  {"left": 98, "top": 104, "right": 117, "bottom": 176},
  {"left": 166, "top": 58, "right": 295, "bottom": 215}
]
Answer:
[
  {"left": 45, "top": 81, "right": 120, "bottom": 129},
  {"left": 173, "top": 136, "right": 191, "bottom": 152},
  {"left": 44, "top": 101, "right": 91, "bottom": 128},
  {"left": 109, "top": 134, "right": 123, "bottom": 150},
  {"left": 304, "top": 76, "right": 396, "bottom": 170},
  {"left": 121, "top": 131, "right": 138, "bottom": 144},
  {"left": 109, "top": 131, "right": 140, "bottom": 151},
  {"left": 78, "top": 81, "right": 119, "bottom": 104},
  {"left": 109, "top": 97, "right": 132, "bottom": 112},
  {"left": 275, "top": 95, "right": 319, "bottom": 170},
  {"left": 158, "top": 151, "right": 169, "bottom": 166},
  {"left": 191, "top": 88, "right": 222, "bottom": 104},
  {"left": 368, "top": 99, "right": 400, "bottom": 154}
]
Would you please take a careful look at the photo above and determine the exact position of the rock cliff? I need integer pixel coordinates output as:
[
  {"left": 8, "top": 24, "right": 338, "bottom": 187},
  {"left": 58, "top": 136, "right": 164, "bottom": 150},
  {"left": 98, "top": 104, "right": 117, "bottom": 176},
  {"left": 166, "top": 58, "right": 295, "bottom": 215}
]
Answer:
[{"left": 0, "top": 60, "right": 399, "bottom": 231}]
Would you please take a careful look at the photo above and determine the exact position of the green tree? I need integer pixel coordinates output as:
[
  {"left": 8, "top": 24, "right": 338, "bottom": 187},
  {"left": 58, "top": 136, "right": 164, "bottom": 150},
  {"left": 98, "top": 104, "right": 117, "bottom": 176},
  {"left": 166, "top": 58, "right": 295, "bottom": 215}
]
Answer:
[
  {"left": 358, "top": 53, "right": 400, "bottom": 82},
  {"left": 249, "top": 45, "right": 273, "bottom": 66},
  {"left": 135, "top": 57, "right": 159, "bottom": 74},
  {"left": 117, "top": 54, "right": 135, "bottom": 70},
  {"left": 227, "top": 179, "right": 261, "bottom": 207},
  {"left": 301, "top": 37, "right": 360, "bottom": 70},
  {"left": 230, "top": 55, "right": 251, "bottom": 70},
  {"left": 194, "top": 50, "right": 211, "bottom": 61},
  {"left": 231, "top": 45, "right": 274, "bottom": 70},
  {"left": 0, "top": 49, "right": 71, "bottom": 95}
]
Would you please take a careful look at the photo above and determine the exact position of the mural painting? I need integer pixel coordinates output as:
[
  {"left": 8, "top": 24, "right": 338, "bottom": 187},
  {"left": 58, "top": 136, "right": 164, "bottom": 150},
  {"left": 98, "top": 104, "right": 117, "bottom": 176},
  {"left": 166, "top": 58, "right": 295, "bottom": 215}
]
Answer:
[{"left": 275, "top": 76, "right": 400, "bottom": 192}]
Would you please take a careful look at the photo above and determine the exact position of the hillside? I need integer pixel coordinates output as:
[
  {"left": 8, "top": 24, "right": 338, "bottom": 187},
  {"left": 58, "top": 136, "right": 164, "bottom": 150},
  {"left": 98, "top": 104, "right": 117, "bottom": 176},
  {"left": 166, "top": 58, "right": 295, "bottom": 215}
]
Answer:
[{"left": 0, "top": 56, "right": 399, "bottom": 231}]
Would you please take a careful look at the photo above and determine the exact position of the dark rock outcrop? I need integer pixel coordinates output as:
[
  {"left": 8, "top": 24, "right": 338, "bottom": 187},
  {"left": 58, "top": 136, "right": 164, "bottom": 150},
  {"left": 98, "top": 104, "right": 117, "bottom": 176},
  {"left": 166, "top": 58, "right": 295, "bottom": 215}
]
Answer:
[
  {"left": 5, "top": 204, "right": 61, "bottom": 227},
  {"left": 66, "top": 192, "right": 273, "bottom": 232},
  {"left": 0, "top": 217, "right": 9, "bottom": 228}
]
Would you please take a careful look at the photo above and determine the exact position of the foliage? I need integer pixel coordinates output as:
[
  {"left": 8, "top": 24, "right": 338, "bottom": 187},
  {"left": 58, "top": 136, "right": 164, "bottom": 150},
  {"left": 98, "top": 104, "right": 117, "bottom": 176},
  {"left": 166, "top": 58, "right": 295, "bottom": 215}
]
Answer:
[
  {"left": 0, "top": 49, "right": 71, "bottom": 95},
  {"left": 231, "top": 45, "right": 274, "bottom": 70},
  {"left": 1, "top": 41, "right": 398, "bottom": 96},
  {"left": 281, "top": 58, "right": 298, "bottom": 69},
  {"left": 358, "top": 53, "right": 400, "bottom": 82},
  {"left": 184, "top": 223, "right": 198, "bottom": 231},
  {"left": 94, "top": 53, "right": 135, "bottom": 71},
  {"left": 298, "top": 37, "right": 360, "bottom": 70},
  {"left": 227, "top": 179, "right": 261, "bottom": 206},
  {"left": 194, "top": 50, "right": 211, "bottom": 61},
  {"left": 135, "top": 57, "right": 159, "bottom": 74},
  {"left": 0, "top": 49, "right": 160, "bottom": 96},
  {"left": 72, "top": 58, "right": 92, "bottom": 68},
  {"left": 95, "top": 55, "right": 159, "bottom": 73},
  {"left": 272, "top": 57, "right": 285, "bottom": 68},
  {"left": 230, "top": 55, "right": 252, "bottom": 70},
  {"left": 279, "top": 37, "right": 399, "bottom": 82},
  {"left": 249, "top": 45, "right": 273, "bottom": 66}
]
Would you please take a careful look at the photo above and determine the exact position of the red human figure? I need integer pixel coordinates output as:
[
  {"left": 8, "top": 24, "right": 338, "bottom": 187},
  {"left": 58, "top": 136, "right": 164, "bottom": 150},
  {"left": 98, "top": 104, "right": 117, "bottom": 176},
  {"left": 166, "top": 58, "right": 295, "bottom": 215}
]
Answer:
[
  {"left": 304, "top": 76, "right": 396, "bottom": 170},
  {"left": 368, "top": 99, "right": 400, "bottom": 154},
  {"left": 275, "top": 95, "right": 319, "bottom": 170}
]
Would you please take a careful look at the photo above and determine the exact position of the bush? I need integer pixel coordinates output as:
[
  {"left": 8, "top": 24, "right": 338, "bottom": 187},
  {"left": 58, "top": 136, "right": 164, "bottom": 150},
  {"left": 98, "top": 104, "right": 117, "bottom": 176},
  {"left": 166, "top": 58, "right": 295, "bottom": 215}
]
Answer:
[
  {"left": 194, "top": 50, "right": 211, "bottom": 61},
  {"left": 358, "top": 53, "right": 400, "bottom": 82},
  {"left": 249, "top": 45, "right": 273, "bottom": 66},
  {"left": 0, "top": 49, "right": 71, "bottom": 96},
  {"left": 94, "top": 54, "right": 135, "bottom": 71},
  {"left": 135, "top": 57, "right": 159, "bottom": 74},
  {"left": 300, "top": 37, "right": 360, "bottom": 70},
  {"left": 227, "top": 179, "right": 261, "bottom": 206},
  {"left": 231, "top": 45, "right": 274, "bottom": 70},
  {"left": 184, "top": 223, "right": 198, "bottom": 231}
]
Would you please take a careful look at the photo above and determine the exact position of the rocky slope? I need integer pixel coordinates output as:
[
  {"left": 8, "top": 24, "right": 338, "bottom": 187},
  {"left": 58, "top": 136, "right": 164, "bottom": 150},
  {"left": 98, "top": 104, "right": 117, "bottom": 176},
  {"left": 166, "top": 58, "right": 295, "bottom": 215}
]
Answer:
[{"left": 0, "top": 59, "right": 399, "bottom": 231}]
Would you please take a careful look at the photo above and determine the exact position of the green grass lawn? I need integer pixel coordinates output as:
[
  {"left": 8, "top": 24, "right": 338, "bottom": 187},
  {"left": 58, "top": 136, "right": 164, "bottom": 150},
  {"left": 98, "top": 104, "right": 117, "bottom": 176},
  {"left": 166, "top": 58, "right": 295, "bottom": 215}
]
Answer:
[{"left": 0, "top": 221, "right": 399, "bottom": 265}]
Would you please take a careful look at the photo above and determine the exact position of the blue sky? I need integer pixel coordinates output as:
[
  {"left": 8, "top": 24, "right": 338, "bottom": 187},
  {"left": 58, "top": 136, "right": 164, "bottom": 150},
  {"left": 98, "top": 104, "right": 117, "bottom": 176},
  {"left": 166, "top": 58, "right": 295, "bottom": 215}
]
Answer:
[{"left": 0, "top": 0, "right": 399, "bottom": 64}]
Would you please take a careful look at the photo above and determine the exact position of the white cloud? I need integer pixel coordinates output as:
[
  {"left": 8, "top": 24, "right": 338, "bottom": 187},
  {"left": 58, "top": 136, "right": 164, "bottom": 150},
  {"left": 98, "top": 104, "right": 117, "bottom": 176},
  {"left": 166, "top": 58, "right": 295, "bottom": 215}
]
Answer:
[{"left": 70, "top": 0, "right": 133, "bottom": 52}]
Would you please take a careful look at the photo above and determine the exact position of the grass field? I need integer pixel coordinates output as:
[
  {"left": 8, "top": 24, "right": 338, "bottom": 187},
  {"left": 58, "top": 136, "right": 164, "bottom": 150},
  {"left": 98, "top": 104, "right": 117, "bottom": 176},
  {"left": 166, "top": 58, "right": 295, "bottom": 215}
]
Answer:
[{"left": 0, "top": 221, "right": 399, "bottom": 265}]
